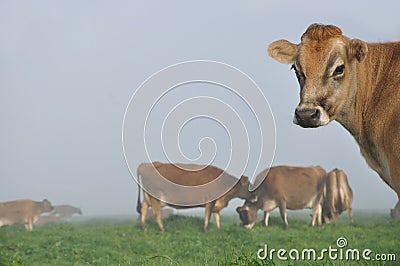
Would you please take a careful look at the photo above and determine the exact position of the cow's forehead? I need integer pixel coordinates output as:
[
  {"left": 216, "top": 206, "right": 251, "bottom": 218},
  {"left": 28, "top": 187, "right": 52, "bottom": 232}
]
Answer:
[{"left": 296, "top": 39, "right": 347, "bottom": 70}]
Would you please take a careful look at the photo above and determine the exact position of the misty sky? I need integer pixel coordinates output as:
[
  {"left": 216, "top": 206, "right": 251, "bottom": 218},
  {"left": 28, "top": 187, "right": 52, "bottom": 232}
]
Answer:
[{"left": 1, "top": 1, "right": 399, "bottom": 216}]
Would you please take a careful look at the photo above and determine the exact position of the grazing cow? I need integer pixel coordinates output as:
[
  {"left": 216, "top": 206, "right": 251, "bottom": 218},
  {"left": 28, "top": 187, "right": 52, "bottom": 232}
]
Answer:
[
  {"left": 137, "top": 162, "right": 252, "bottom": 231},
  {"left": 52, "top": 205, "right": 82, "bottom": 220},
  {"left": 268, "top": 23, "right": 400, "bottom": 218},
  {"left": 236, "top": 166, "right": 327, "bottom": 229},
  {"left": 322, "top": 169, "right": 353, "bottom": 223},
  {"left": 0, "top": 199, "right": 53, "bottom": 230}
]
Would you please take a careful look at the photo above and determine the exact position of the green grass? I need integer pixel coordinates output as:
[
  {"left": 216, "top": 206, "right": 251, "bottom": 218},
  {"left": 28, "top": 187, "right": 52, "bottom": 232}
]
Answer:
[{"left": 0, "top": 211, "right": 398, "bottom": 265}]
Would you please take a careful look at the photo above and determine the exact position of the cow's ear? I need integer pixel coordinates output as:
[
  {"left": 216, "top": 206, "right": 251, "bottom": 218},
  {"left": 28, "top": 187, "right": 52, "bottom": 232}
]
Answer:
[
  {"left": 268, "top": 39, "right": 298, "bottom": 64},
  {"left": 240, "top": 175, "right": 249, "bottom": 185},
  {"left": 348, "top": 39, "right": 368, "bottom": 62},
  {"left": 236, "top": 205, "right": 249, "bottom": 213}
]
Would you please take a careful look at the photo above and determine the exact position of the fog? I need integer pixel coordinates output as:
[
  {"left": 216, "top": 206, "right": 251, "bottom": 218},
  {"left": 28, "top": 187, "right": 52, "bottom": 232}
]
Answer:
[{"left": 1, "top": 1, "right": 399, "bottom": 216}]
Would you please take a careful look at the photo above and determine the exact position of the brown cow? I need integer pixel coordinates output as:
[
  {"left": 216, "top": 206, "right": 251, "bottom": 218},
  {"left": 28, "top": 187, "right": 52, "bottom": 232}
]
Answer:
[
  {"left": 322, "top": 168, "right": 353, "bottom": 223},
  {"left": 52, "top": 205, "right": 82, "bottom": 220},
  {"left": 268, "top": 23, "right": 400, "bottom": 218},
  {"left": 137, "top": 162, "right": 252, "bottom": 231},
  {"left": 236, "top": 166, "right": 327, "bottom": 229},
  {"left": 0, "top": 199, "right": 54, "bottom": 230}
]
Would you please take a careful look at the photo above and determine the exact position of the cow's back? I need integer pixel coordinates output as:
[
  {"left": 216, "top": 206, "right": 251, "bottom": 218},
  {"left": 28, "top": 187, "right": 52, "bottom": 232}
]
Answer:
[
  {"left": 143, "top": 163, "right": 223, "bottom": 186},
  {"left": 255, "top": 166, "right": 327, "bottom": 209}
]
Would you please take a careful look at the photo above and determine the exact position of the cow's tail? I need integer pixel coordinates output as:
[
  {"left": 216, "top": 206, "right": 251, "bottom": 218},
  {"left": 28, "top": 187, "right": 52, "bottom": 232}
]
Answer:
[{"left": 136, "top": 165, "right": 142, "bottom": 214}]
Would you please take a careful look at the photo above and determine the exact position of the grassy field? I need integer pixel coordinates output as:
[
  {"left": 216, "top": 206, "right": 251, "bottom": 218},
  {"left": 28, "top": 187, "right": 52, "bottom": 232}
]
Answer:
[{"left": 0, "top": 210, "right": 399, "bottom": 265}]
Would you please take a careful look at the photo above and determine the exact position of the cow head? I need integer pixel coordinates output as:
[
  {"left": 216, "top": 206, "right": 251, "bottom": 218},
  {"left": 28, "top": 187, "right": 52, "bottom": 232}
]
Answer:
[
  {"left": 268, "top": 23, "right": 368, "bottom": 128},
  {"left": 42, "top": 199, "right": 54, "bottom": 212},
  {"left": 236, "top": 203, "right": 258, "bottom": 229}
]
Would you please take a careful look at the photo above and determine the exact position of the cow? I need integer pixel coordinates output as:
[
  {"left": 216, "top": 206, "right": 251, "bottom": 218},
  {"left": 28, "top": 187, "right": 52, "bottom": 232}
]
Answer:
[
  {"left": 268, "top": 23, "right": 400, "bottom": 218},
  {"left": 136, "top": 162, "right": 252, "bottom": 231},
  {"left": 322, "top": 168, "right": 353, "bottom": 223},
  {"left": 236, "top": 165, "right": 327, "bottom": 229},
  {"left": 0, "top": 199, "right": 54, "bottom": 230},
  {"left": 52, "top": 205, "right": 82, "bottom": 220}
]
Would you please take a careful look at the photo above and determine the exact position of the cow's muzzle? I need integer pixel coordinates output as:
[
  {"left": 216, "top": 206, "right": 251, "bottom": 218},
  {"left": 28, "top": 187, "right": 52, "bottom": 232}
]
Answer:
[{"left": 294, "top": 107, "right": 321, "bottom": 128}]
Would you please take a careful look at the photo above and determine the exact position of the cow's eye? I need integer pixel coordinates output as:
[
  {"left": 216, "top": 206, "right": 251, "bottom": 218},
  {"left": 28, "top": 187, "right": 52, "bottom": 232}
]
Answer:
[
  {"left": 291, "top": 64, "right": 306, "bottom": 81},
  {"left": 333, "top": 64, "right": 345, "bottom": 76}
]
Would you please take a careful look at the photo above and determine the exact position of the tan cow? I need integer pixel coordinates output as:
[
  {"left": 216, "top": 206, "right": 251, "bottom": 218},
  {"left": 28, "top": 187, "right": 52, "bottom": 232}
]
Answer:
[
  {"left": 322, "top": 168, "right": 353, "bottom": 223},
  {"left": 52, "top": 205, "right": 82, "bottom": 220},
  {"left": 236, "top": 166, "right": 327, "bottom": 229},
  {"left": 0, "top": 199, "right": 54, "bottom": 230},
  {"left": 137, "top": 162, "right": 252, "bottom": 231},
  {"left": 268, "top": 23, "right": 400, "bottom": 218}
]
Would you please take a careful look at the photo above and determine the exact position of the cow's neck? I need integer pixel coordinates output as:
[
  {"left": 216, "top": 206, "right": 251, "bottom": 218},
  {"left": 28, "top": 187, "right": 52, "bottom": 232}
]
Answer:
[
  {"left": 336, "top": 42, "right": 398, "bottom": 182},
  {"left": 214, "top": 187, "right": 238, "bottom": 212},
  {"left": 336, "top": 43, "right": 390, "bottom": 139}
]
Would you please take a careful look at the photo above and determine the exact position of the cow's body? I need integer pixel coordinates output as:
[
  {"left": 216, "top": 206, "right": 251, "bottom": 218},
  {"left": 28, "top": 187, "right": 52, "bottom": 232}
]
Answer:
[
  {"left": 268, "top": 24, "right": 400, "bottom": 218},
  {"left": 137, "top": 162, "right": 252, "bottom": 231},
  {"left": 236, "top": 166, "right": 327, "bottom": 229},
  {"left": 322, "top": 169, "right": 353, "bottom": 223},
  {"left": 52, "top": 205, "right": 82, "bottom": 220},
  {"left": 0, "top": 199, "right": 53, "bottom": 230}
]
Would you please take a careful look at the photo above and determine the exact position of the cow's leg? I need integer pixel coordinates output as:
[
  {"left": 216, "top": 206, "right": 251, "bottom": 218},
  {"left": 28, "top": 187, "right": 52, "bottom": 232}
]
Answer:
[
  {"left": 213, "top": 212, "right": 221, "bottom": 229},
  {"left": 311, "top": 204, "right": 322, "bottom": 226},
  {"left": 26, "top": 219, "right": 33, "bottom": 231},
  {"left": 332, "top": 212, "right": 338, "bottom": 223},
  {"left": 278, "top": 202, "right": 288, "bottom": 229},
  {"left": 348, "top": 207, "right": 354, "bottom": 223},
  {"left": 263, "top": 211, "right": 269, "bottom": 227},
  {"left": 140, "top": 200, "right": 149, "bottom": 229},
  {"left": 204, "top": 202, "right": 214, "bottom": 231},
  {"left": 151, "top": 204, "right": 164, "bottom": 232},
  {"left": 388, "top": 151, "right": 400, "bottom": 220}
]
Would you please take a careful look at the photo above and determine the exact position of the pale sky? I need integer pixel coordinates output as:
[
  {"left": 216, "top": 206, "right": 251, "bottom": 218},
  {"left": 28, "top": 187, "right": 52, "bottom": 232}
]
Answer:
[{"left": 1, "top": 1, "right": 399, "bottom": 215}]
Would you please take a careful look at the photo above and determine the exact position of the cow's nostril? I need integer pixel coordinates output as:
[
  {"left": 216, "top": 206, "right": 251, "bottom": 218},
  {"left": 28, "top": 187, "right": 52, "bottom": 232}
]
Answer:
[{"left": 310, "top": 108, "right": 320, "bottom": 120}]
